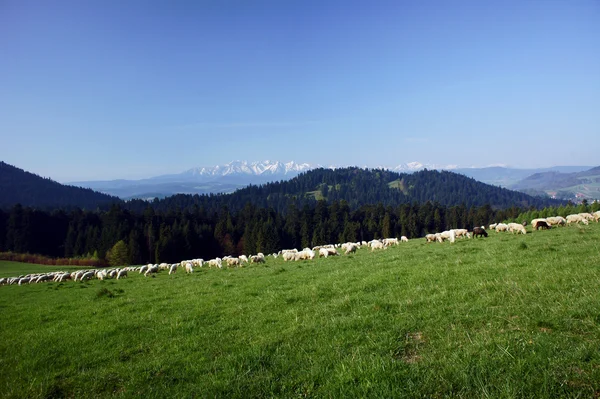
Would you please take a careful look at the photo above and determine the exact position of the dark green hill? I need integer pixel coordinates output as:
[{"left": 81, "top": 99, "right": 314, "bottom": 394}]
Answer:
[
  {"left": 126, "top": 167, "right": 562, "bottom": 214},
  {"left": 0, "top": 161, "right": 120, "bottom": 210}
]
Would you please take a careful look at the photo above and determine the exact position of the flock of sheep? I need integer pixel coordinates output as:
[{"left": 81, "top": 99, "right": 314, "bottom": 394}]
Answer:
[{"left": 1, "top": 211, "right": 598, "bottom": 288}]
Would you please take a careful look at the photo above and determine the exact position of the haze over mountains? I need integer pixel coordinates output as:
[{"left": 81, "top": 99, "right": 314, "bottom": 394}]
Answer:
[
  {"left": 69, "top": 160, "right": 595, "bottom": 200},
  {"left": 0, "top": 160, "right": 566, "bottom": 211}
]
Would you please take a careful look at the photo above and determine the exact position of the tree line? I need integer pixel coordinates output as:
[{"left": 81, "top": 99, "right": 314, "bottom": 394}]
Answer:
[{"left": 0, "top": 201, "right": 528, "bottom": 265}]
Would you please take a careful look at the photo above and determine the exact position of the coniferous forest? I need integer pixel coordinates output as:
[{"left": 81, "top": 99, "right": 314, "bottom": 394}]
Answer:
[
  {"left": 0, "top": 165, "right": 567, "bottom": 264},
  {"left": 0, "top": 201, "right": 531, "bottom": 265}
]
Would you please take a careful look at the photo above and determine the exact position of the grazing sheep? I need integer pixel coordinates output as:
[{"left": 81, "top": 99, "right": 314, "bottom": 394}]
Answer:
[
  {"left": 294, "top": 249, "right": 315, "bottom": 261},
  {"left": 593, "top": 211, "right": 600, "bottom": 222},
  {"left": 489, "top": 223, "right": 498, "bottom": 230},
  {"left": 495, "top": 223, "right": 509, "bottom": 233},
  {"left": 425, "top": 234, "right": 437, "bottom": 243},
  {"left": 401, "top": 236, "right": 408, "bottom": 242},
  {"left": 341, "top": 242, "right": 359, "bottom": 253},
  {"left": 144, "top": 265, "right": 159, "bottom": 276},
  {"left": 345, "top": 245, "right": 358, "bottom": 255},
  {"left": 158, "top": 263, "right": 169, "bottom": 271},
  {"left": 531, "top": 218, "right": 549, "bottom": 230},
  {"left": 453, "top": 229, "right": 469, "bottom": 239},
  {"left": 546, "top": 216, "right": 566, "bottom": 227},
  {"left": 250, "top": 253, "right": 266, "bottom": 263},
  {"left": 169, "top": 264, "right": 178, "bottom": 275},
  {"left": 239, "top": 255, "right": 249, "bottom": 264},
  {"left": 507, "top": 223, "right": 527, "bottom": 235},
  {"left": 472, "top": 227, "right": 488, "bottom": 238},
  {"left": 207, "top": 258, "right": 223, "bottom": 268},
  {"left": 80, "top": 271, "right": 94, "bottom": 281},
  {"left": 578, "top": 213, "right": 594, "bottom": 221},
  {"left": 370, "top": 240, "right": 385, "bottom": 250},
  {"left": 534, "top": 220, "right": 551, "bottom": 230},
  {"left": 436, "top": 230, "right": 456, "bottom": 243},
  {"left": 566, "top": 214, "right": 589, "bottom": 225},
  {"left": 225, "top": 257, "right": 240, "bottom": 267},
  {"left": 116, "top": 269, "right": 128, "bottom": 279},
  {"left": 283, "top": 252, "right": 296, "bottom": 261},
  {"left": 382, "top": 238, "right": 399, "bottom": 247}
]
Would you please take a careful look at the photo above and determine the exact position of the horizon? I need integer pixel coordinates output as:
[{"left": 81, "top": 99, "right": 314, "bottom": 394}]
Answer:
[
  {"left": 2, "top": 158, "right": 597, "bottom": 184},
  {"left": 1, "top": 1, "right": 599, "bottom": 182}
]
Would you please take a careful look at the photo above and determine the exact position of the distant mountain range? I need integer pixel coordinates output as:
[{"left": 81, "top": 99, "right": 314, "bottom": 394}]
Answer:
[
  {"left": 69, "top": 160, "right": 595, "bottom": 200},
  {"left": 0, "top": 161, "right": 568, "bottom": 211}
]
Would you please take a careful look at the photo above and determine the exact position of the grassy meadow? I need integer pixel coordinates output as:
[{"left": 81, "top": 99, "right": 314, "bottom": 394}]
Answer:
[{"left": 1, "top": 223, "right": 600, "bottom": 398}]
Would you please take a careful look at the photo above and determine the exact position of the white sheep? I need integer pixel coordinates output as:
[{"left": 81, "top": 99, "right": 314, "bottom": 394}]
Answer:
[
  {"left": 344, "top": 243, "right": 358, "bottom": 254},
  {"left": 546, "top": 216, "right": 566, "bottom": 227},
  {"left": 507, "top": 223, "right": 527, "bottom": 234},
  {"left": 382, "top": 238, "right": 399, "bottom": 247},
  {"left": 117, "top": 269, "right": 128, "bottom": 279},
  {"left": 169, "top": 264, "right": 178, "bottom": 275},
  {"left": 144, "top": 265, "right": 159, "bottom": 276},
  {"left": 439, "top": 230, "right": 456, "bottom": 243},
  {"left": 452, "top": 229, "right": 469, "bottom": 239},
  {"left": 566, "top": 214, "right": 589, "bottom": 225},
  {"left": 80, "top": 271, "right": 94, "bottom": 281},
  {"left": 370, "top": 240, "right": 385, "bottom": 250},
  {"left": 495, "top": 223, "right": 509, "bottom": 232},
  {"left": 401, "top": 236, "right": 408, "bottom": 242},
  {"left": 226, "top": 257, "right": 240, "bottom": 267},
  {"left": 578, "top": 213, "right": 595, "bottom": 221}
]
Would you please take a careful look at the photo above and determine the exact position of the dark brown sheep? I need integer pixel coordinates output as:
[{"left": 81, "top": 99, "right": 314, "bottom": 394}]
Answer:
[{"left": 472, "top": 227, "right": 488, "bottom": 238}]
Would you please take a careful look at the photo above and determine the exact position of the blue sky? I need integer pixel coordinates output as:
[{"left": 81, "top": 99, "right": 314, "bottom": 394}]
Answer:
[{"left": 1, "top": 0, "right": 599, "bottom": 182}]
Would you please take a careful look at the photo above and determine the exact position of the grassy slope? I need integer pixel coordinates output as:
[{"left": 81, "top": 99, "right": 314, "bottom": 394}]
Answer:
[{"left": 1, "top": 224, "right": 600, "bottom": 398}]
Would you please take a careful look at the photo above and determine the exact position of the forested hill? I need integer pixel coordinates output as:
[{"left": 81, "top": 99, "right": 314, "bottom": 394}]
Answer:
[
  {"left": 0, "top": 161, "right": 120, "bottom": 210},
  {"left": 126, "top": 167, "right": 562, "bottom": 214}
]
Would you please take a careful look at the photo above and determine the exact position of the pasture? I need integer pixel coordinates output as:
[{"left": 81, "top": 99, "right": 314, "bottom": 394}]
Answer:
[{"left": 1, "top": 223, "right": 600, "bottom": 398}]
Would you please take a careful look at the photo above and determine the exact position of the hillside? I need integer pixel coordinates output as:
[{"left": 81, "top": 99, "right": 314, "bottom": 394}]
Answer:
[
  {"left": 2, "top": 223, "right": 600, "bottom": 397},
  {"left": 511, "top": 166, "right": 600, "bottom": 200},
  {"left": 126, "top": 167, "right": 562, "bottom": 215},
  {"left": 0, "top": 161, "right": 120, "bottom": 209}
]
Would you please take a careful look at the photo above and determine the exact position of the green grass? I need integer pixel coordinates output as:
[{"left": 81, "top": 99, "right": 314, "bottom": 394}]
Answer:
[
  {"left": 306, "top": 190, "right": 324, "bottom": 200},
  {"left": 388, "top": 179, "right": 408, "bottom": 194},
  {"left": 2, "top": 224, "right": 600, "bottom": 398}
]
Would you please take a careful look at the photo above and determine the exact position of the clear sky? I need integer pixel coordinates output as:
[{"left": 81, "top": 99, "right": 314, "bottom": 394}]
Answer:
[{"left": 1, "top": 0, "right": 599, "bottom": 182}]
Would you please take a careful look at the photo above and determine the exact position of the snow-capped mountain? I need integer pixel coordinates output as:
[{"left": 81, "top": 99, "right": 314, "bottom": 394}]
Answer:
[
  {"left": 180, "top": 160, "right": 315, "bottom": 178},
  {"left": 392, "top": 162, "right": 458, "bottom": 172}
]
